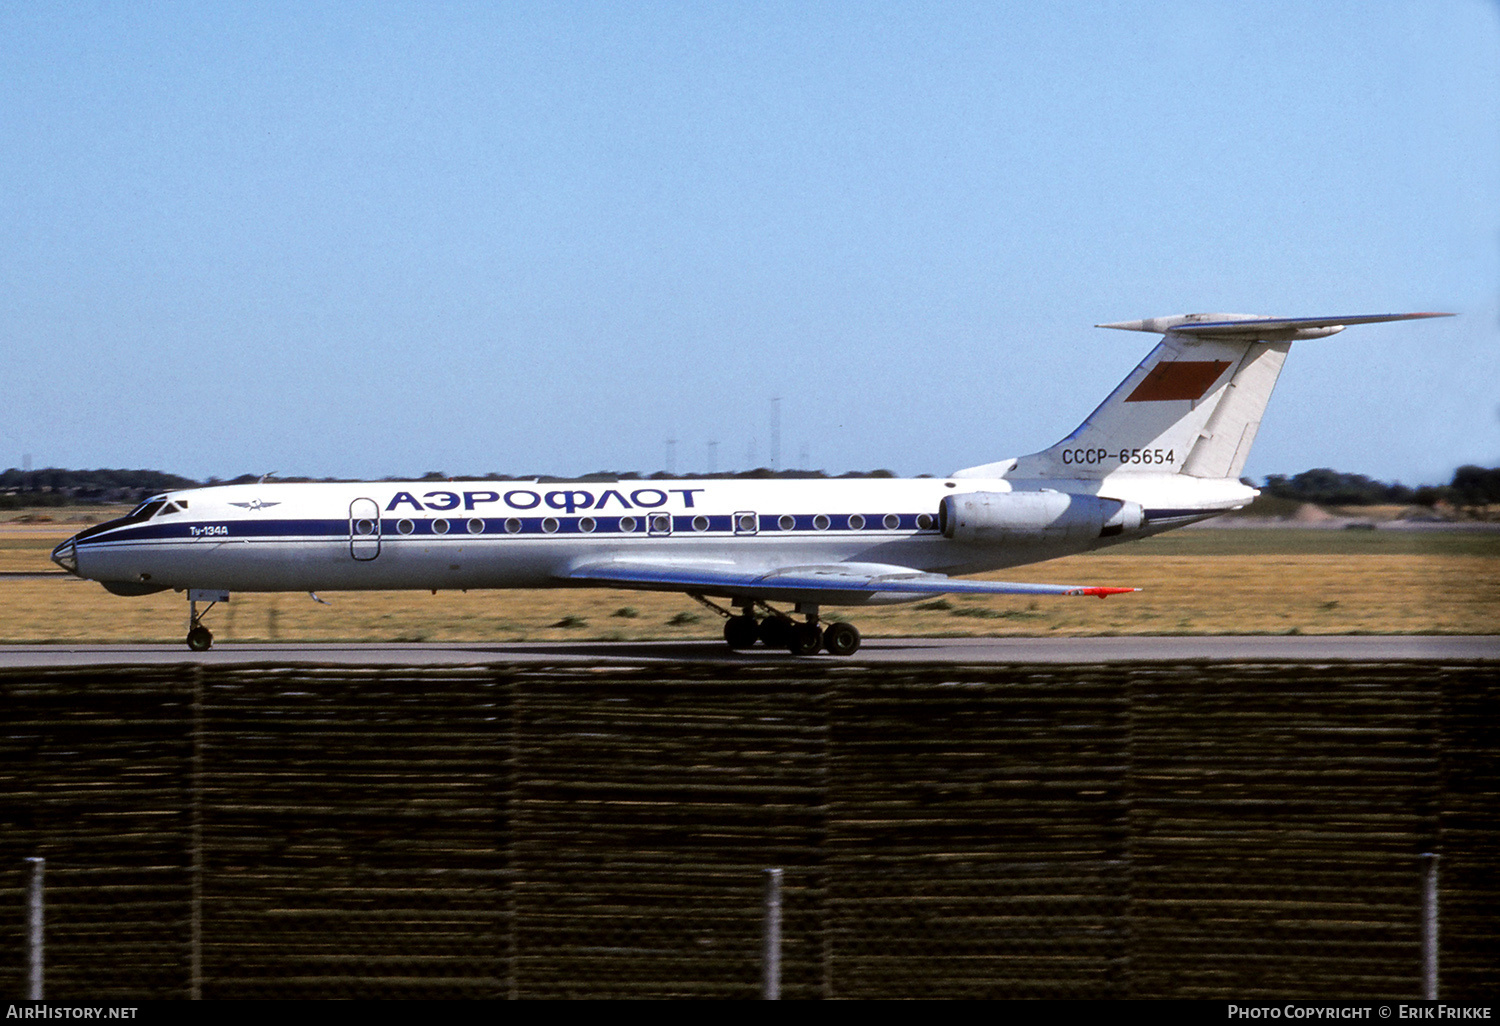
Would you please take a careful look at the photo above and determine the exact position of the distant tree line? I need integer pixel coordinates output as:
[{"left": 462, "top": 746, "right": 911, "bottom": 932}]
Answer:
[
  {"left": 1259, "top": 466, "right": 1500, "bottom": 507},
  {"left": 0, "top": 468, "right": 199, "bottom": 508},
  {"left": 0, "top": 466, "right": 900, "bottom": 508},
  {"left": 5, "top": 464, "right": 1497, "bottom": 509}
]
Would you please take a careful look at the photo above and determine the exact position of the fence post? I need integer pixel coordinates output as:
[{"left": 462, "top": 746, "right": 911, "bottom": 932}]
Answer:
[
  {"left": 25, "top": 857, "right": 44, "bottom": 1001},
  {"left": 1421, "top": 853, "right": 1439, "bottom": 1000},
  {"left": 191, "top": 668, "right": 204, "bottom": 1000},
  {"left": 763, "top": 868, "right": 783, "bottom": 1000}
]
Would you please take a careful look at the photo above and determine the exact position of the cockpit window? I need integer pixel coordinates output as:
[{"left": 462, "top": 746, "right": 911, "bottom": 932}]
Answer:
[
  {"left": 159, "top": 502, "right": 182, "bottom": 516},
  {"left": 122, "top": 499, "right": 168, "bottom": 524}
]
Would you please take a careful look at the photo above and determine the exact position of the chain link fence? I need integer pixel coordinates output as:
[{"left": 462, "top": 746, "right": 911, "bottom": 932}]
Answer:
[{"left": 2, "top": 661, "right": 1495, "bottom": 999}]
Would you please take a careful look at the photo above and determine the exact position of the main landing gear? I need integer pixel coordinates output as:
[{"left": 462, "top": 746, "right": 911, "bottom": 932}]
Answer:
[{"left": 692, "top": 595, "right": 861, "bottom": 656}]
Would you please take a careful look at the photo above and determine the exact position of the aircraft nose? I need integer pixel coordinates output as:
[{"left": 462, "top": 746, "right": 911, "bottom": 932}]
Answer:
[{"left": 51, "top": 537, "right": 79, "bottom": 575}]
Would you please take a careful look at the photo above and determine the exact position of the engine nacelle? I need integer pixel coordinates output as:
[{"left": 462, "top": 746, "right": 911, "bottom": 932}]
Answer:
[{"left": 938, "top": 491, "right": 1143, "bottom": 544}]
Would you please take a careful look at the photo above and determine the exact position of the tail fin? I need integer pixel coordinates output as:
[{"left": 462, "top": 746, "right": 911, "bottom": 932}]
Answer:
[{"left": 959, "top": 312, "right": 1451, "bottom": 482}]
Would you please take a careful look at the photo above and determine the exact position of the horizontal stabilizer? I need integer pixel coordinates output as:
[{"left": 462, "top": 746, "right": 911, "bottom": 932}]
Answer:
[
  {"left": 566, "top": 559, "right": 1137, "bottom": 603},
  {"left": 1098, "top": 312, "right": 1452, "bottom": 342}
]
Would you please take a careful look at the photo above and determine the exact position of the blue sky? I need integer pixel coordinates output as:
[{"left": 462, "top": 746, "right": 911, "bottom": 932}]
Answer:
[{"left": 3, "top": 1, "right": 1496, "bottom": 485}]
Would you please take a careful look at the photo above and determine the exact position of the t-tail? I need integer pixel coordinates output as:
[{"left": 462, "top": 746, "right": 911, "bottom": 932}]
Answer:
[{"left": 958, "top": 312, "right": 1452, "bottom": 483}]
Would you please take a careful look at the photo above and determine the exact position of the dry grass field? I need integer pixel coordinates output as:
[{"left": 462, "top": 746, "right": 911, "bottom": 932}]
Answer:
[{"left": 2, "top": 508, "right": 1496, "bottom": 643}]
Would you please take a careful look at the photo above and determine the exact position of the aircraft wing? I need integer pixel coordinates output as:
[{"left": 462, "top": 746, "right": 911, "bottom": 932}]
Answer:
[{"left": 564, "top": 560, "right": 1137, "bottom": 603}]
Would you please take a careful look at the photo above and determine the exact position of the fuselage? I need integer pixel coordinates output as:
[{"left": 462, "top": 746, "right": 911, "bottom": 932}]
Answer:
[
  {"left": 55, "top": 473, "right": 1253, "bottom": 600},
  {"left": 44, "top": 310, "right": 1443, "bottom": 653}
]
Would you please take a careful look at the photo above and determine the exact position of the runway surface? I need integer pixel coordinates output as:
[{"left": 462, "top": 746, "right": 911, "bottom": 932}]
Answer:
[{"left": 2, "top": 635, "right": 1497, "bottom": 667}]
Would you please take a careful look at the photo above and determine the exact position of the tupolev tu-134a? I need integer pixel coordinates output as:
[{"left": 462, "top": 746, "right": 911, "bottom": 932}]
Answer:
[{"left": 52, "top": 311, "right": 1450, "bottom": 655}]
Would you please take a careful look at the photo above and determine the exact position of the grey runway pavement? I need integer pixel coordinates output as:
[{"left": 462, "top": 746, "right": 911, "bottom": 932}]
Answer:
[{"left": 2, "top": 634, "right": 1497, "bottom": 667}]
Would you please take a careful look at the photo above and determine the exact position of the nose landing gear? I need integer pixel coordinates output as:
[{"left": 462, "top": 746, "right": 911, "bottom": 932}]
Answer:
[{"left": 185, "top": 589, "right": 229, "bottom": 651}]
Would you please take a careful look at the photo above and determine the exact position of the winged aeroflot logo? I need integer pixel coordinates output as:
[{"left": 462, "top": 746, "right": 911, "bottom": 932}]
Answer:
[{"left": 229, "top": 499, "right": 281, "bottom": 511}]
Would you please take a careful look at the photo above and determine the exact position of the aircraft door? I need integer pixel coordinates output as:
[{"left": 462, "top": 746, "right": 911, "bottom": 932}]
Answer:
[{"left": 349, "top": 498, "right": 382, "bottom": 560}]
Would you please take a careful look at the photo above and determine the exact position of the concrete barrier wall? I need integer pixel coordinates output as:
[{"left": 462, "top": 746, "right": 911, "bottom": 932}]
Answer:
[{"left": 1, "top": 661, "right": 1494, "bottom": 999}]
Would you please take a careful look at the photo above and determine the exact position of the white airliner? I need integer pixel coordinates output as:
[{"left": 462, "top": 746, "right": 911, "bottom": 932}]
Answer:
[{"left": 52, "top": 312, "right": 1448, "bottom": 654}]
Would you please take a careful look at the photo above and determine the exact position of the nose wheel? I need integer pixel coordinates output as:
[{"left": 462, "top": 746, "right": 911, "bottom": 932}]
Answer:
[{"left": 184, "top": 590, "right": 228, "bottom": 651}]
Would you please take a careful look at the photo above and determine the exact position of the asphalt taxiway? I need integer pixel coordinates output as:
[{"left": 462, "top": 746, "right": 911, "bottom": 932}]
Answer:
[{"left": 1, "top": 635, "right": 1496, "bottom": 667}]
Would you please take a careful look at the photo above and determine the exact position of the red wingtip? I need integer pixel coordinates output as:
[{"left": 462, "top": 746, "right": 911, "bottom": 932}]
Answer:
[{"left": 1076, "top": 587, "right": 1140, "bottom": 599}]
